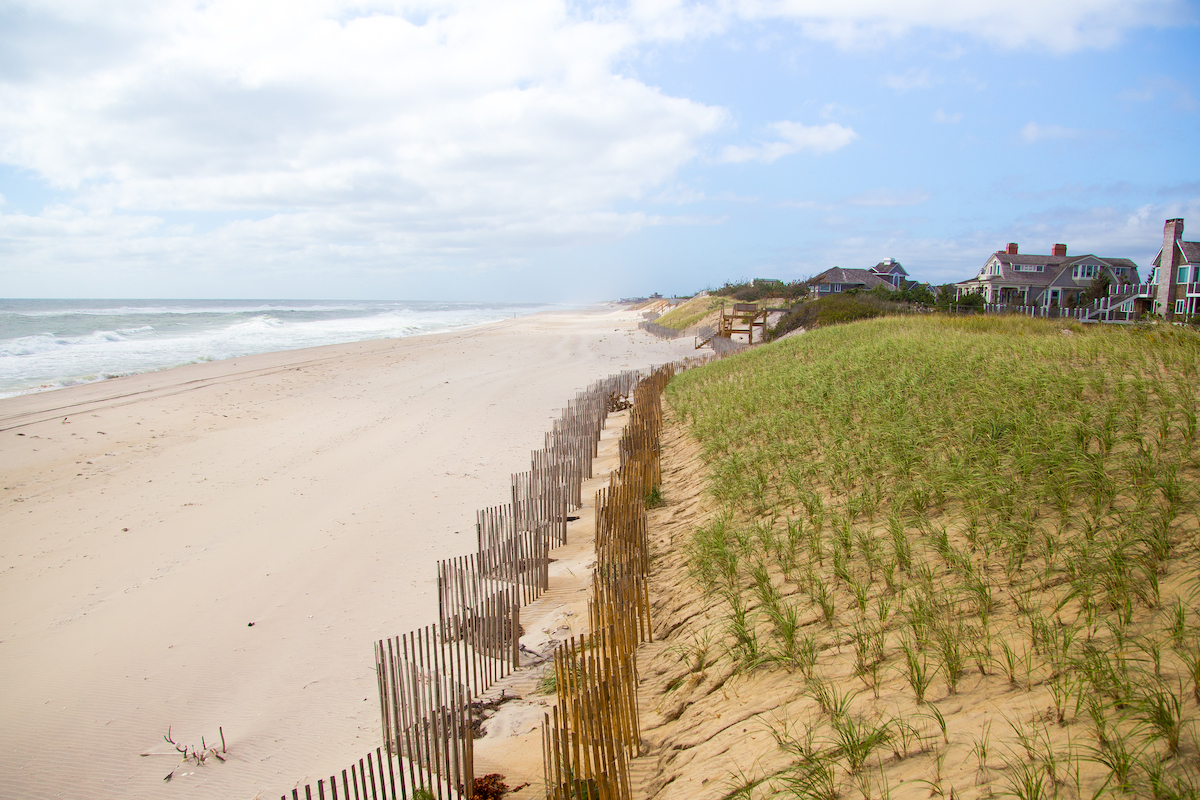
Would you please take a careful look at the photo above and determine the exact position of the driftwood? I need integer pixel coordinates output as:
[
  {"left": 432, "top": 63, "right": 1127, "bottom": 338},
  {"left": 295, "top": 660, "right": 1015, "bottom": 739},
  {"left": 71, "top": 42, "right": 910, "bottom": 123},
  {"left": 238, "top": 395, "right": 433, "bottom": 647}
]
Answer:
[
  {"left": 606, "top": 391, "right": 631, "bottom": 412},
  {"left": 155, "top": 726, "right": 227, "bottom": 782}
]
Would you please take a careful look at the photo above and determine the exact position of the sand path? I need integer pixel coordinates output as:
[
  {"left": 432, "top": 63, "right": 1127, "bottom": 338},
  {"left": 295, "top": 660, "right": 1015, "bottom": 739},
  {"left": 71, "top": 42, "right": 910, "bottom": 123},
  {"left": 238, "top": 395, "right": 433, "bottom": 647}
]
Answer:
[{"left": 0, "top": 307, "right": 696, "bottom": 800}]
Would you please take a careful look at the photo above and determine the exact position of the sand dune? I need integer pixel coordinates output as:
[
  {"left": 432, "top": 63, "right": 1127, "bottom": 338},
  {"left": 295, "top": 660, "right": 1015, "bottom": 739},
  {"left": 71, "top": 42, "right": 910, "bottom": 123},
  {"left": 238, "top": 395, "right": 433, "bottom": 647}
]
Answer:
[{"left": 0, "top": 307, "right": 697, "bottom": 800}]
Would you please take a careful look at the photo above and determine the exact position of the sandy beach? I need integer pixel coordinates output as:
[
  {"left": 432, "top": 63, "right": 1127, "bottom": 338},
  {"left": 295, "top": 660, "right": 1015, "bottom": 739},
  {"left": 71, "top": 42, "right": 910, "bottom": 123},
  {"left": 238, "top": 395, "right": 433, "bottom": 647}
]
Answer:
[{"left": 0, "top": 306, "right": 696, "bottom": 800}]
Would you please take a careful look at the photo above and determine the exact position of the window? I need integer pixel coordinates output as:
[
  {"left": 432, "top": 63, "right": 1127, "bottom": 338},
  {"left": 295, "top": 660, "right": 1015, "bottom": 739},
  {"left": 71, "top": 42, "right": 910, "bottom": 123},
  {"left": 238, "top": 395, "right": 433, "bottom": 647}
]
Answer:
[
  {"left": 833, "top": 284, "right": 842, "bottom": 292},
  {"left": 989, "top": 263, "right": 1002, "bottom": 276},
  {"left": 1113, "top": 267, "right": 1126, "bottom": 277},
  {"left": 1013, "top": 264, "right": 1044, "bottom": 272},
  {"left": 1179, "top": 267, "right": 1189, "bottom": 284},
  {"left": 1072, "top": 264, "right": 1097, "bottom": 280},
  {"left": 1176, "top": 300, "right": 1186, "bottom": 315},
  {"left": 819, "top": 284, "right": 831, "bottom": 293}
]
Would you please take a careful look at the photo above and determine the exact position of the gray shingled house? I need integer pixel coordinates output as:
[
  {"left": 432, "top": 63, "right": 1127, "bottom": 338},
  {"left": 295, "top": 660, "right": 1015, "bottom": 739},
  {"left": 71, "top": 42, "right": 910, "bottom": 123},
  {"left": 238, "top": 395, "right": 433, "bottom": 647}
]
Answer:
[
  {"left": 1150, "top": 218, "right": 1200, "bottom": 320},
  {"left": 809, "top": 267, "right": 894, "bottom": 295},
  {"left": 954, "top": 242, "right": 1140, "bottom": 307},
  {"left": 809, "top": 259, "right": 911, "bottom": 296}
]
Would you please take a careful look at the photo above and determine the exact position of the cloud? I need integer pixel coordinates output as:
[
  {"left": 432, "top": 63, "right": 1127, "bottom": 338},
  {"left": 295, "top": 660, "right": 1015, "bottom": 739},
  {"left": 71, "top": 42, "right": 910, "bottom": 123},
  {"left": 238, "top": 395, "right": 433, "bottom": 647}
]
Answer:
[
  {"left": 719, "top": 121, "right": 857, "bottom": 163},
  {"left": 1118, "top": 76, "right": 1199, "bottom": 111},
  {"left": 933, "top": 109, "right": 963, "bottom": 124},
  {"left": 0, "top": 0, "right": 1188, "bottom": 296},
  {"left": 819, "top": 102, "right": 854, "bottom": 120},
  {"left": 1020, "top": 121, "right": 1083, "bottom": 143},
  {"left": 651, "top": 185, "right": 707, "bottom": 204},
  {"left": 0, "top": 2, "right": 726, "bottom": 234},
  {"left": 724, "top": 0, "right": 1186, "bottom": 52},
  {"left": 1004, "top": 198, "right": 1200, "bottom": 264},
  {"left": 884, "top": 68, "right": 937, "bottom": 91}
]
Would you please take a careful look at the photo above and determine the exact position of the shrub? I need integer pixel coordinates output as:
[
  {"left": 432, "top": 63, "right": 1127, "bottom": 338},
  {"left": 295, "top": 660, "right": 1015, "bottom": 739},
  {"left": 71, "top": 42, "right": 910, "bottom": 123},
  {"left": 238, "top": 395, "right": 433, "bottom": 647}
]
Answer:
[{"left": 768, "top": 295, "right": 889, "bottom": 339}]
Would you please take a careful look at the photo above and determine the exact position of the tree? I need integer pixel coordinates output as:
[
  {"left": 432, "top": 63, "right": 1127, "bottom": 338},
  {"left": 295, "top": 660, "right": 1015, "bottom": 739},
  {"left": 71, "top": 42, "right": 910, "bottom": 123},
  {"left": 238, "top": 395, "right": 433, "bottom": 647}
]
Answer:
[{"left": 1085, "top": 272, "right": 1113, "bottom": 304}]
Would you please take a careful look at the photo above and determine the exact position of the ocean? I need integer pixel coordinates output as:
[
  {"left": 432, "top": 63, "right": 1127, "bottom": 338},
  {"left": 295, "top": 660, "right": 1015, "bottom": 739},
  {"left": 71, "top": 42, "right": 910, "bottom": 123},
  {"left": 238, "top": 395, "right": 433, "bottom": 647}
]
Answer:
[{"left": 0, "top": 299, "right": 548, "bottom": 399}]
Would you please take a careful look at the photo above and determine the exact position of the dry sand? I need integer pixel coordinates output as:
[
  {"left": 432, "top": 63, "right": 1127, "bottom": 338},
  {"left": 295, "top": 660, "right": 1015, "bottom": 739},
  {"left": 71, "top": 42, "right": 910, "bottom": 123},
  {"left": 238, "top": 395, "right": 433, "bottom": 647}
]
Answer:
[{"left": 0, "top": 307, "right": 698, "bottom": 800}]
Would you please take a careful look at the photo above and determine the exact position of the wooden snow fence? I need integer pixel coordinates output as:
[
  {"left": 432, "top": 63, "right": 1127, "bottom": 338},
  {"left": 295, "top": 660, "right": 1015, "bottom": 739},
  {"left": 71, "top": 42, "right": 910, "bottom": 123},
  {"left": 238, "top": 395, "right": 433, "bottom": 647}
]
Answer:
[
  {"left": 473, "top": 512, "right": 551, "bottom": 607},
  {"left": 282, "top": 747, "right": 414, "bottom": 800},
  {"left": 282, "top": 365, "right": 680, "bottom": 800},
  {"left": 374, "top": 627, "right": 482, "bottom": 800},
  {"left": 542, "top": 365, "right": 673, "bottom": 800}
]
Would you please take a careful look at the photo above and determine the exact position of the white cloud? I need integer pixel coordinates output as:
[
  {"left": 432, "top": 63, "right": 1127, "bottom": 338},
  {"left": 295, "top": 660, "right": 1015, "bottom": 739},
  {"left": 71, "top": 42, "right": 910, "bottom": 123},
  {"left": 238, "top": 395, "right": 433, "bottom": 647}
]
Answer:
[
  {"left": 0, "top": 0, "right": 726, "bottom": 270},
  {"left": 0, "top": 0, "right": 1187, "bottom": 295},
  {"left": 1020, "top": 121, "right": 1083, "bottom": 143},
  {"left": 819, "top": 102, "right": 855, "bottom": 120},
  {"left": 933, "top": 109, "right": 963, "bottom": 124},
  {"left": 884, "top": 68, "right": 937, "bottom": 91},
  {"left": 725, "top": 0, "right": 1185, "bottom": 52},
  {"left": 719, "top": 120, "right": 857, "bottom": 163},
  {"left": 1118, "top": 76, "right": 1199, "bottom": 111}
]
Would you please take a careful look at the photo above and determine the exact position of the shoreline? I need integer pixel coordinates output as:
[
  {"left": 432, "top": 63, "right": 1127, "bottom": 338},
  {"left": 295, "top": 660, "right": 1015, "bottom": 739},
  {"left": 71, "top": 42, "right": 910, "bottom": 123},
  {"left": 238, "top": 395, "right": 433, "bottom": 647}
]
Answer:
[
  {"left": 0, "top": 300, "right": 580, "bottom": 402},
  {"left": 0, "top": 306, "right": 695, "bottom": 799}
]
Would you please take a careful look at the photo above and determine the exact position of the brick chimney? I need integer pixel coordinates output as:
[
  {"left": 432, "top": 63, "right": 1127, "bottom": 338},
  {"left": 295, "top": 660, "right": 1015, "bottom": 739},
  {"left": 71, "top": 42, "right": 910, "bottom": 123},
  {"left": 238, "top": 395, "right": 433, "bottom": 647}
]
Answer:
[
  {"left": 1157, "top": 218, "right": 1185, "bottom": 320},
  {"left": 1052, "top": 244, "right": 1067, "bottom": 257},
  {"left": 1006, "top": 243, "right": 1019, "bottom": 255}
]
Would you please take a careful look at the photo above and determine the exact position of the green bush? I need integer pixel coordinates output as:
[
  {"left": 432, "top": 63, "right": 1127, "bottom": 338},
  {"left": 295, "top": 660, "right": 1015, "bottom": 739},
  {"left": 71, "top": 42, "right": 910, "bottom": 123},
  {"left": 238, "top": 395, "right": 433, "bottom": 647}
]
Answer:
[
  {"left": 712, "top": 278, "right": 808, "bottom": 302},
  {"left": 768, "top": 295, "right": 889, "bottom": 339}
]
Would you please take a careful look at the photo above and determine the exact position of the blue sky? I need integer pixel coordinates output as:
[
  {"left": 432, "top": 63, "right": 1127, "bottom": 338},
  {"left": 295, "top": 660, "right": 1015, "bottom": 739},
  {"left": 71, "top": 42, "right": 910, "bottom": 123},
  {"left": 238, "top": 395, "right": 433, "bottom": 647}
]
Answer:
[{"left": 1, "top": 0, "right": 1197, "bottom": 301}]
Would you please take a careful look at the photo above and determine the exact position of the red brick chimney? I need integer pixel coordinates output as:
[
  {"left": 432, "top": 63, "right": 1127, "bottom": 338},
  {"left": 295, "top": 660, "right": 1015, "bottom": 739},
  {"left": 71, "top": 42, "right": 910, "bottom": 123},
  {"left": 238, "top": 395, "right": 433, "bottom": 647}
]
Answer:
[
  {"left": 1006, "top": 243, "right": 1019, "bottom": 254},
  {"left": 1157, "top": 218, "right": 1185, "bottom": 320},
  {"left": 1052, "top": 244, "right": 1067, "bottom": 257}
]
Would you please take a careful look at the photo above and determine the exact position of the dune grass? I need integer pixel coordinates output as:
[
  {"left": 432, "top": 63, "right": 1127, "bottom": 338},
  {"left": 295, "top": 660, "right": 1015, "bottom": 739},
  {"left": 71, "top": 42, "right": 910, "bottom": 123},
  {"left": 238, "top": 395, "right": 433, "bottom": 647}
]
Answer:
[
  {"left": 665, "top": 315, "right": 1200, "bottom": 799},
  {"left": 654, "top": 295, "right": 726, "bottom": 331}
]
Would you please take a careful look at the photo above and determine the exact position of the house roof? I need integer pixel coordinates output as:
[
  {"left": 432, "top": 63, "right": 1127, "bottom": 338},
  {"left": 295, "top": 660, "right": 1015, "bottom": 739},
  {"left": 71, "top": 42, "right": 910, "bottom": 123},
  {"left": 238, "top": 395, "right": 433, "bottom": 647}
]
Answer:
[
  {"left": 812, "top": 268, "right": 893, "bottom": 289},
  {"left": 963, "top": 251, "right": 1141, "bottom": 288},
  {"left": 873, "top": 260, "right": 907, "bottom": 275},
  {"left": 989, "top": 253, "right": 1069, "bottom": 268},
  {"left": 1152, "top": 240, "right": 1200, "bottom": 267}
]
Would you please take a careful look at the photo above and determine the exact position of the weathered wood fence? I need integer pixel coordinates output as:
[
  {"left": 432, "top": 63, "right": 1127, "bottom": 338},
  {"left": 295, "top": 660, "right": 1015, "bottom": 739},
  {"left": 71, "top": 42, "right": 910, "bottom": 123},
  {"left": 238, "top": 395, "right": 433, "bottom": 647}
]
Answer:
[
  {"left": 282, "top": 356, "right": 728, "bottom": 800},
  {"left": 282, "top": 370, "right": 646, "bottom": 800},
  {"left": 542, "top": 365, "right": 673, "bottom": 800}
]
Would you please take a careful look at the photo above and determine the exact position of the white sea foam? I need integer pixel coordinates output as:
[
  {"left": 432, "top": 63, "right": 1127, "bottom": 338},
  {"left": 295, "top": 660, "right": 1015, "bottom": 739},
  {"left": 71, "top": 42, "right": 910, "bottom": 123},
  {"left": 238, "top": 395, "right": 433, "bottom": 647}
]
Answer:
[{"left": 0, "top": 300, "right": 547, "bottom": 398}]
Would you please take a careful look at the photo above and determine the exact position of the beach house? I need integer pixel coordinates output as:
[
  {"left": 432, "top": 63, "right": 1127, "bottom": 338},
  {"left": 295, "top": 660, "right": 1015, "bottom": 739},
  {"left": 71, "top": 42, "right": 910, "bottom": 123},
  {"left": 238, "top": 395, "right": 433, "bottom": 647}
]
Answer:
[
  {"left": 954, "top": 243, "right": 1140, "bottom": 307},
  {"left": 809, "top": 259, "right": 911, "bottom": 296},
  {"left": 1150, "top": 218, "right": 1200, "bottom": 321},
  {"left": 873, "top": 258, "right": 909, "bottom": 287}
]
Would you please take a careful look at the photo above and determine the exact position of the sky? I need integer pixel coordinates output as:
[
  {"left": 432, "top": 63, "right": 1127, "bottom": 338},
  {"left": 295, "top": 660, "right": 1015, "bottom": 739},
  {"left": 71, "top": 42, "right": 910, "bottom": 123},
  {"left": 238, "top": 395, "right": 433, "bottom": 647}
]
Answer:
[{"left": 1, "top": 0, "right": 1198, "bottom": 302}]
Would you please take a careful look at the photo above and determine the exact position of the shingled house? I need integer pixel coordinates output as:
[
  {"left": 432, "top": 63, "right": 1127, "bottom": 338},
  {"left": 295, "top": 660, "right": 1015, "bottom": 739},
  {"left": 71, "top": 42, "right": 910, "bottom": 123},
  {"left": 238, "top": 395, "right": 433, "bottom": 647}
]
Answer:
[
  {"left": 1150, "top": 218, "right": 1200, "bottom": 321},
  {"left": 873, "top": 258, "right": 908, "bottom": 287},
  {"left": 809, "top": 259, "right": 912, "bottom": 296},
  {"left": 954, "top": 243, "right": 1140, "bottom": 307}
]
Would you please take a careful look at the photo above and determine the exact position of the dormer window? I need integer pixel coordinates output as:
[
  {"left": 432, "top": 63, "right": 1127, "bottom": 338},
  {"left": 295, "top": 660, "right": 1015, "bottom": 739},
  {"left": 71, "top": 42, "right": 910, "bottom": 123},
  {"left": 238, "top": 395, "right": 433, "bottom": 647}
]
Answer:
[{"left": 1072, "top": 264, "right": 1097, "bottom": 280}]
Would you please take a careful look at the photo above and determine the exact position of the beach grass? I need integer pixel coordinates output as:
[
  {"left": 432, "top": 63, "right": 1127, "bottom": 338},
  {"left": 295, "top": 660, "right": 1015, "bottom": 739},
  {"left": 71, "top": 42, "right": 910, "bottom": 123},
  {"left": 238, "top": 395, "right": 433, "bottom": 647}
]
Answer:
[
  {"left": 653, "top": 295, "right": 726, "bottom": 331},
  {"left": 662, "top": 315, "right": 1200, "bottom": 799}
]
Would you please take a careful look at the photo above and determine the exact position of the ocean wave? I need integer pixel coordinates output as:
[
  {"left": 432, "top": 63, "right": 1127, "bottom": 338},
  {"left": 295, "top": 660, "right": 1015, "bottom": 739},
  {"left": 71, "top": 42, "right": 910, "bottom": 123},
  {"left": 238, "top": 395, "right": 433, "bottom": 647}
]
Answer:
[
  {"left": 0, "top": 301, "right": 549, "bottom": 398},
  {"left": 0, "top": 327, "right": 153, "bottom": 357},
  {"left": 0, "top": 300, "right": 508, "bottom": 318}
]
